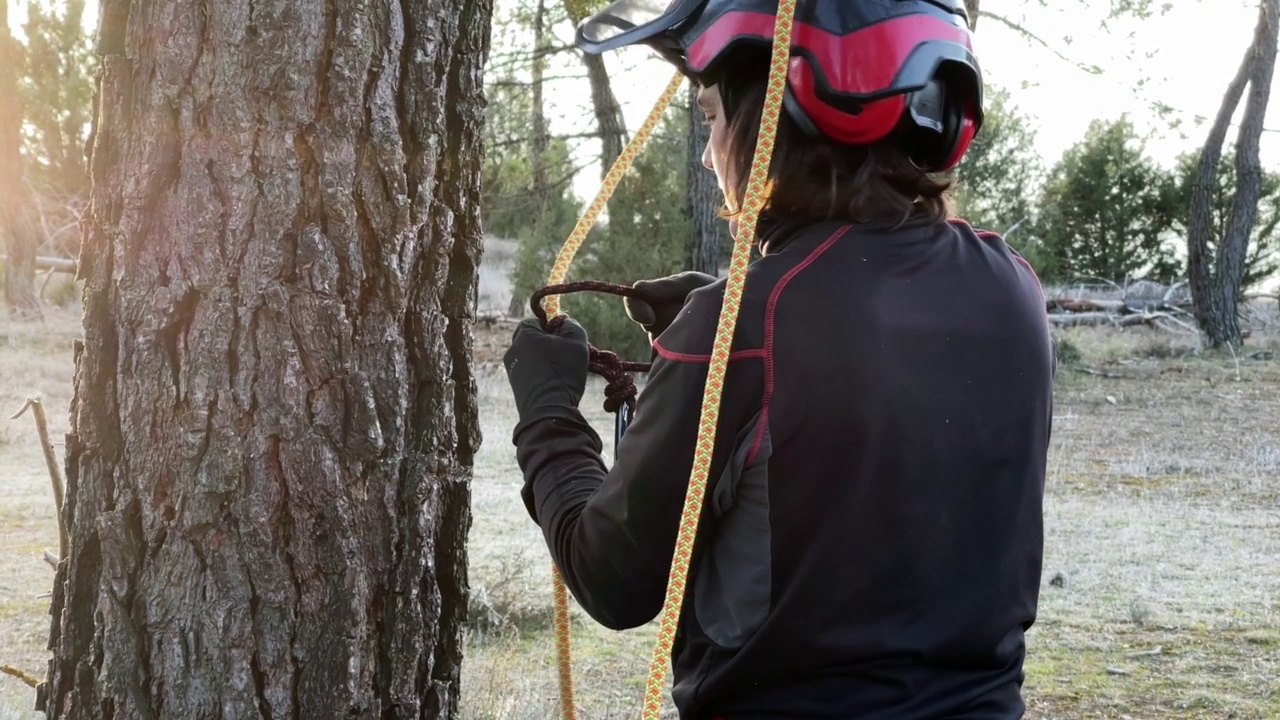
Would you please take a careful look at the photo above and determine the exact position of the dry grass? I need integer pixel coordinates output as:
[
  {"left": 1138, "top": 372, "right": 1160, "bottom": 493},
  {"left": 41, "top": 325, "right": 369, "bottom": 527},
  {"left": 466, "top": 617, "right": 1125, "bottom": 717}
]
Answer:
[
  {"left": 0, "top": 306, "right": 80, "bottom": 720},
  {"left": 460, "top": 303, "right": 1280, "bottom": 719},
  {"left": 1, "top": 259, "right": 1278, "bottom": 718},
  {"left": 478, "top": 235, "right": 519, "bottom": 317}
]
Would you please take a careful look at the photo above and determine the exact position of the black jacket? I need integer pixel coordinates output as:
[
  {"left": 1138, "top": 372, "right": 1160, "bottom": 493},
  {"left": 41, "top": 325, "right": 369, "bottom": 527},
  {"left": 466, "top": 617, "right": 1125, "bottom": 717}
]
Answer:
[{"left": 514, "top": 217, "right": 1055, "bottom": 719}]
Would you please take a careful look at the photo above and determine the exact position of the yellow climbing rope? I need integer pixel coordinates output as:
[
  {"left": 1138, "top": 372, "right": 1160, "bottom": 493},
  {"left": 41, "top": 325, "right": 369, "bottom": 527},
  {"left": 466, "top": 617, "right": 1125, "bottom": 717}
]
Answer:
[
  {"left": 541, "top": 70, "right": 686, "bottom": 720},
  {"left": 537, "top": 1, "right": 797, "bottom": 715},
  {"left": 639, "top": 3, "right": 796, "bottom": 715}
]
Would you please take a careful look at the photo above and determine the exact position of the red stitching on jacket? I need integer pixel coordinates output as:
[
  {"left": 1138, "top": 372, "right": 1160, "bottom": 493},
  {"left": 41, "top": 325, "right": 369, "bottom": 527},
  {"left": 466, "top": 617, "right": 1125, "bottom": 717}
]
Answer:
[
  {"left": 963, "top": 223, "right": 1045, "bottom": 299},
  {"left": 651, "top": 342, "right": 768, "bottom": 364},
  {"left": 746, "top": 224, "right": 852, "bottom": 466}
]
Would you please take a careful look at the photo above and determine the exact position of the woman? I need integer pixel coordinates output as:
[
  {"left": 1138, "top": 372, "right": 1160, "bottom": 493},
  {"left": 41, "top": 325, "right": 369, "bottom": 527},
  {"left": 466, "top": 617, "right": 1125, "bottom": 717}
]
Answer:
[{"left": 502, "top": 1, "right": 1056, "bottom": 717}]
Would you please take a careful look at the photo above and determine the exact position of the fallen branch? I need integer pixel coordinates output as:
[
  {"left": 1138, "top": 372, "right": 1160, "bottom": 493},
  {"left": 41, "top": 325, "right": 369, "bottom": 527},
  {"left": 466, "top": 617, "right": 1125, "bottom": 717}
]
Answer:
[
  {"left": 0, "top": 254, "right": 77, "bottom": 273},
  {"left": 1162, "top": 280, "right": 1190, "bottom": 305},
  {"left": 0, "top": 664, "right": 39, "bottom": 688},
  {"left": 1064, "top": 275, "right": 1125, "bottom": 293},
  {"left": 1049, "top": 312, "right": 1144, "bottom": 327},
  {"left": 1072, "top": 366, "right": 1125, "bottom": 379},
  {"left": 1149, "top": 312, "right": 1201, "bottom": 335},
  {"left": 11, "top": 397, "right": 68, "bottom": 562},
  {"left": 477, "top": 311, "right": 515, "bottom": 327},
  {"left": 1046, "top": 298, "right": 1127, "bottom": 313},
  {"left": 1048, "top": 311, "right": 1189, "bottom": 330}
]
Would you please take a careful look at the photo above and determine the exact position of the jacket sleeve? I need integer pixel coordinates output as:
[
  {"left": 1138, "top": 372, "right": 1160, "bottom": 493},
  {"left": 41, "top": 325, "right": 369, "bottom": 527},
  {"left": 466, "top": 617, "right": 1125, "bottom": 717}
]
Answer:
[{"left": 513, "top": 284, "right": 764, "bottom": 630}]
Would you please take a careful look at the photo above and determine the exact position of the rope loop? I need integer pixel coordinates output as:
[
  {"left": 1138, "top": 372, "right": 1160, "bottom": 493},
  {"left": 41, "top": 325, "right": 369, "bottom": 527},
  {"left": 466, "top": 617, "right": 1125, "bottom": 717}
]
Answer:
[{"left": 532, "top": 281, "right": 655, "bottom": 414}]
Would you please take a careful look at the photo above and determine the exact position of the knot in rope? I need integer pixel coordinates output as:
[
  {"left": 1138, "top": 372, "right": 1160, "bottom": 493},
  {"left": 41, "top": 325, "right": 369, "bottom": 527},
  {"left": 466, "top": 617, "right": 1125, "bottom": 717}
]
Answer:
[{"left": 531, "top": 282, "right": 654, "bottom": 415}]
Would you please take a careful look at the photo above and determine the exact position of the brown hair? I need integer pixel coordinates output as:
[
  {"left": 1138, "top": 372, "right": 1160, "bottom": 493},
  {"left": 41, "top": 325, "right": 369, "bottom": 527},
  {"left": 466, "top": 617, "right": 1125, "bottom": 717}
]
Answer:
[{"left": 717, "top": 74, "right": 956, "bottom": 229}]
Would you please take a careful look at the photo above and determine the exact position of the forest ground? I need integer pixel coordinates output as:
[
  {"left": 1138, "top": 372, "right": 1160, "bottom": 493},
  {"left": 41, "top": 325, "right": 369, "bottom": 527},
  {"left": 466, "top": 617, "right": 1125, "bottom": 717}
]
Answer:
[{"left": 1, "top": 237, "right": 1277, "bottom": 719}]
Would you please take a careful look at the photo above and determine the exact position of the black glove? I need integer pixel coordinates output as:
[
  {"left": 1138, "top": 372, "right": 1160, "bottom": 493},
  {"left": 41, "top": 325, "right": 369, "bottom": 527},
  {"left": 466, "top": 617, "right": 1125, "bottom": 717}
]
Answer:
[
  {"left": 503, "top": 316, "right": 593, "bottom": 443},
  {"left": 623, "top": 271, "right": 718, "bottom": 342}
]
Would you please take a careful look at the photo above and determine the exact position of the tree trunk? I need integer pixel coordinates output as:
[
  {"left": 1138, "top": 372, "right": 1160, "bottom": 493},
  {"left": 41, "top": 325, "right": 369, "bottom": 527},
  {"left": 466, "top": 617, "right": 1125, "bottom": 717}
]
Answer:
[
  {"left": 684, "top": 84, "right": 726, "bottom": 275},
  {"left": 583, "top": 55, "right": 628, "bottom": 174},
  {"left": 563, "top": 1, "right": 628, "bottom": 175},
  {"left": 1216, "top": 0, "right": 1280, "bottom": 343},
  {"left": 510, "top": 0, "right": 553, "bottom": 318},
  {"left": 964, "top": 0, "right": 980, "bottom": 30},
  {"left": 0, "top": 2, "right": 42, "bottom": 320},
  {"left": 531, "top": 0, "right": 550, "bottom": 193},
  {"left": 38, "top": 0, "right": 489, "bottom": 717},
  {"left": 1188, "top": 0, "right": 1279, "bottom": 348}
]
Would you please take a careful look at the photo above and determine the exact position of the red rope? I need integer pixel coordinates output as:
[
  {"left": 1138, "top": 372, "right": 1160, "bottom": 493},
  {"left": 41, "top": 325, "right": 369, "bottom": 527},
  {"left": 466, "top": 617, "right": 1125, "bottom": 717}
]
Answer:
[{"left": 530, "top": 282, "right": 654, "bottom": 413}]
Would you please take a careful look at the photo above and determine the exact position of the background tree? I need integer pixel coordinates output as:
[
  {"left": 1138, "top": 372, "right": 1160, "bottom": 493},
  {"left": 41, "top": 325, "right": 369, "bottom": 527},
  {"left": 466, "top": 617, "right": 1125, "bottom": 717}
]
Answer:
[
  {"left": 482, "top": 1, "right": 596, "bottom": 317},
  {"left": 1, "top": 0, "right": 40, "bottom": 318},
  {"left": 684, "top": 84, "right": 728, "bottom": 275},
  {"left": 1187, "top": 0, "right": 1280, "bottom": 348},
  {"left": 1033, "top": 117, "right": 1181, "bottom": 284},
  {"left": 483, "top": 0, "right": 593, "bottom": 316},
  {"left": 39, "top": 0, "right": 490, "bottom": 717},
  {"left": 19, "top": 0, "right": 93, "bottom": 200},
  {"left": 951, "top": 85, "right": 1044, "bottom": 240},
  {"left": 562, "top": 107, "right": 692, "bottom": 361},
  {"left": 964, "top": 0, "right": 979, "bottom": 29},
  {"left": 1, "top": 0, "right": 95, "bottom": 316},
  {"left": 1174, "top": 146, "right": 1280, "bottom": 293},
  {"left": 564, "top": 0, "right": 629, "bottom": 173}
]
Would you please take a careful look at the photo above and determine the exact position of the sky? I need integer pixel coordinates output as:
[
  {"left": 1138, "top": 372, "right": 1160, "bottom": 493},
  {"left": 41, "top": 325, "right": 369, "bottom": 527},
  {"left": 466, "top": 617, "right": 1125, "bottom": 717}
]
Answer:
[
  {"left": 543, "top": 0, "right": 1280, "bottom": 204},
  {"left": 12, "top": 0, "right": 1280, "bottom": 209}
]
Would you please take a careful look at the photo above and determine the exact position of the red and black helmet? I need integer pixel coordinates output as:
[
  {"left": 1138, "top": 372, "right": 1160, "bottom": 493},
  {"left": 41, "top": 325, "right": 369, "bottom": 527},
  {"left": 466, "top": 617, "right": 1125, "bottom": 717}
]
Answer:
[{"left": 575, "top": 0, "right": 984, "bottom": 172}]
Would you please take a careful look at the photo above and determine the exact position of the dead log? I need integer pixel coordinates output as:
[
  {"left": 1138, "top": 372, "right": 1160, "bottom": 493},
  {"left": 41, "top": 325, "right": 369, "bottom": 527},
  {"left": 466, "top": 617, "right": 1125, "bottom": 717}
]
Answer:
[
  {"left": 1047, "top": 312, "right": 1181, "bottom": 329},
  {"left": 477, "top": 310, "right": 515, "bottom": 327},
  {"left": 1047, "top": 298, "right": 1127, "bottom": 313},
  {"left": 1072, "top": 366, "right": 1125, "bottom": 378},
  {"left": 0, "top": 254, "right": 77, "bottom": 273},
  {"left": 1048, "top": 312, "right": 1123, "bottom": 327}
]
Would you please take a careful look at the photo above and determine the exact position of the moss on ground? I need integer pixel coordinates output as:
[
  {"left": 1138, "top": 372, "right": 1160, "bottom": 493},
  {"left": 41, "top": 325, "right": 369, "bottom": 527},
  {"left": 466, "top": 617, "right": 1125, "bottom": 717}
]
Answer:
[{"left": 1024, "top": 621, "right": 1280, "bottom": 719}]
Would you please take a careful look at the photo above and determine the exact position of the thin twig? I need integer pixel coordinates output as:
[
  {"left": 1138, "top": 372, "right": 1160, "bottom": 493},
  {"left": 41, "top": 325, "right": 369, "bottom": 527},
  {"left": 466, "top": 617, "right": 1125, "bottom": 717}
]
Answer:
[
  {"left": 11, "top": 397, "right": 68, "bottom": 561},
  {"left": 1225, "top": 341, "right": 1243, "bottom": 381},
  {"left": 1152, "top": 312, "right": 1202, "bottom": 335},
  {"left": 1072, "top": 366, "right": 1125, "bottom": 379},
  {"left": 0, "top": 664, "right": 39, "bottom": 688},
  {"left": 1162, "top": 280, "right": 1190, "bottom": 305}
]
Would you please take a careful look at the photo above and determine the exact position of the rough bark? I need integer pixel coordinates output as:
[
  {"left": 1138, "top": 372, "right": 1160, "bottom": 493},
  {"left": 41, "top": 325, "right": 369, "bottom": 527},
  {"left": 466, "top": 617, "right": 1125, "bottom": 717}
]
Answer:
[
  {"left": 39, "top": 0, "right": 490, "bottom": 718},
  {"left": 964, "top": 0, "right": 980, "bottom": 30},
  {"left": 1188, "top": 0, "right": 1279, "bottom": 348},
  {"left": 684, "top": 85, "right": 726, "bottom": 275},
  {"left": 0, "top": 3, "right": 42, "bottom": 319}
]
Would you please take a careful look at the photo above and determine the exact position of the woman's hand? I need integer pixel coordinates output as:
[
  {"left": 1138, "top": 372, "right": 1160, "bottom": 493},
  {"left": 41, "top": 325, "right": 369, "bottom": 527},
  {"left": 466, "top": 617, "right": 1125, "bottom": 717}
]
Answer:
[
  {"left": 623, "top": 272, "right": 718, "bottom": 342},
  {"left": 503, "top": 316, "right": 591, "bottom": 441}
]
